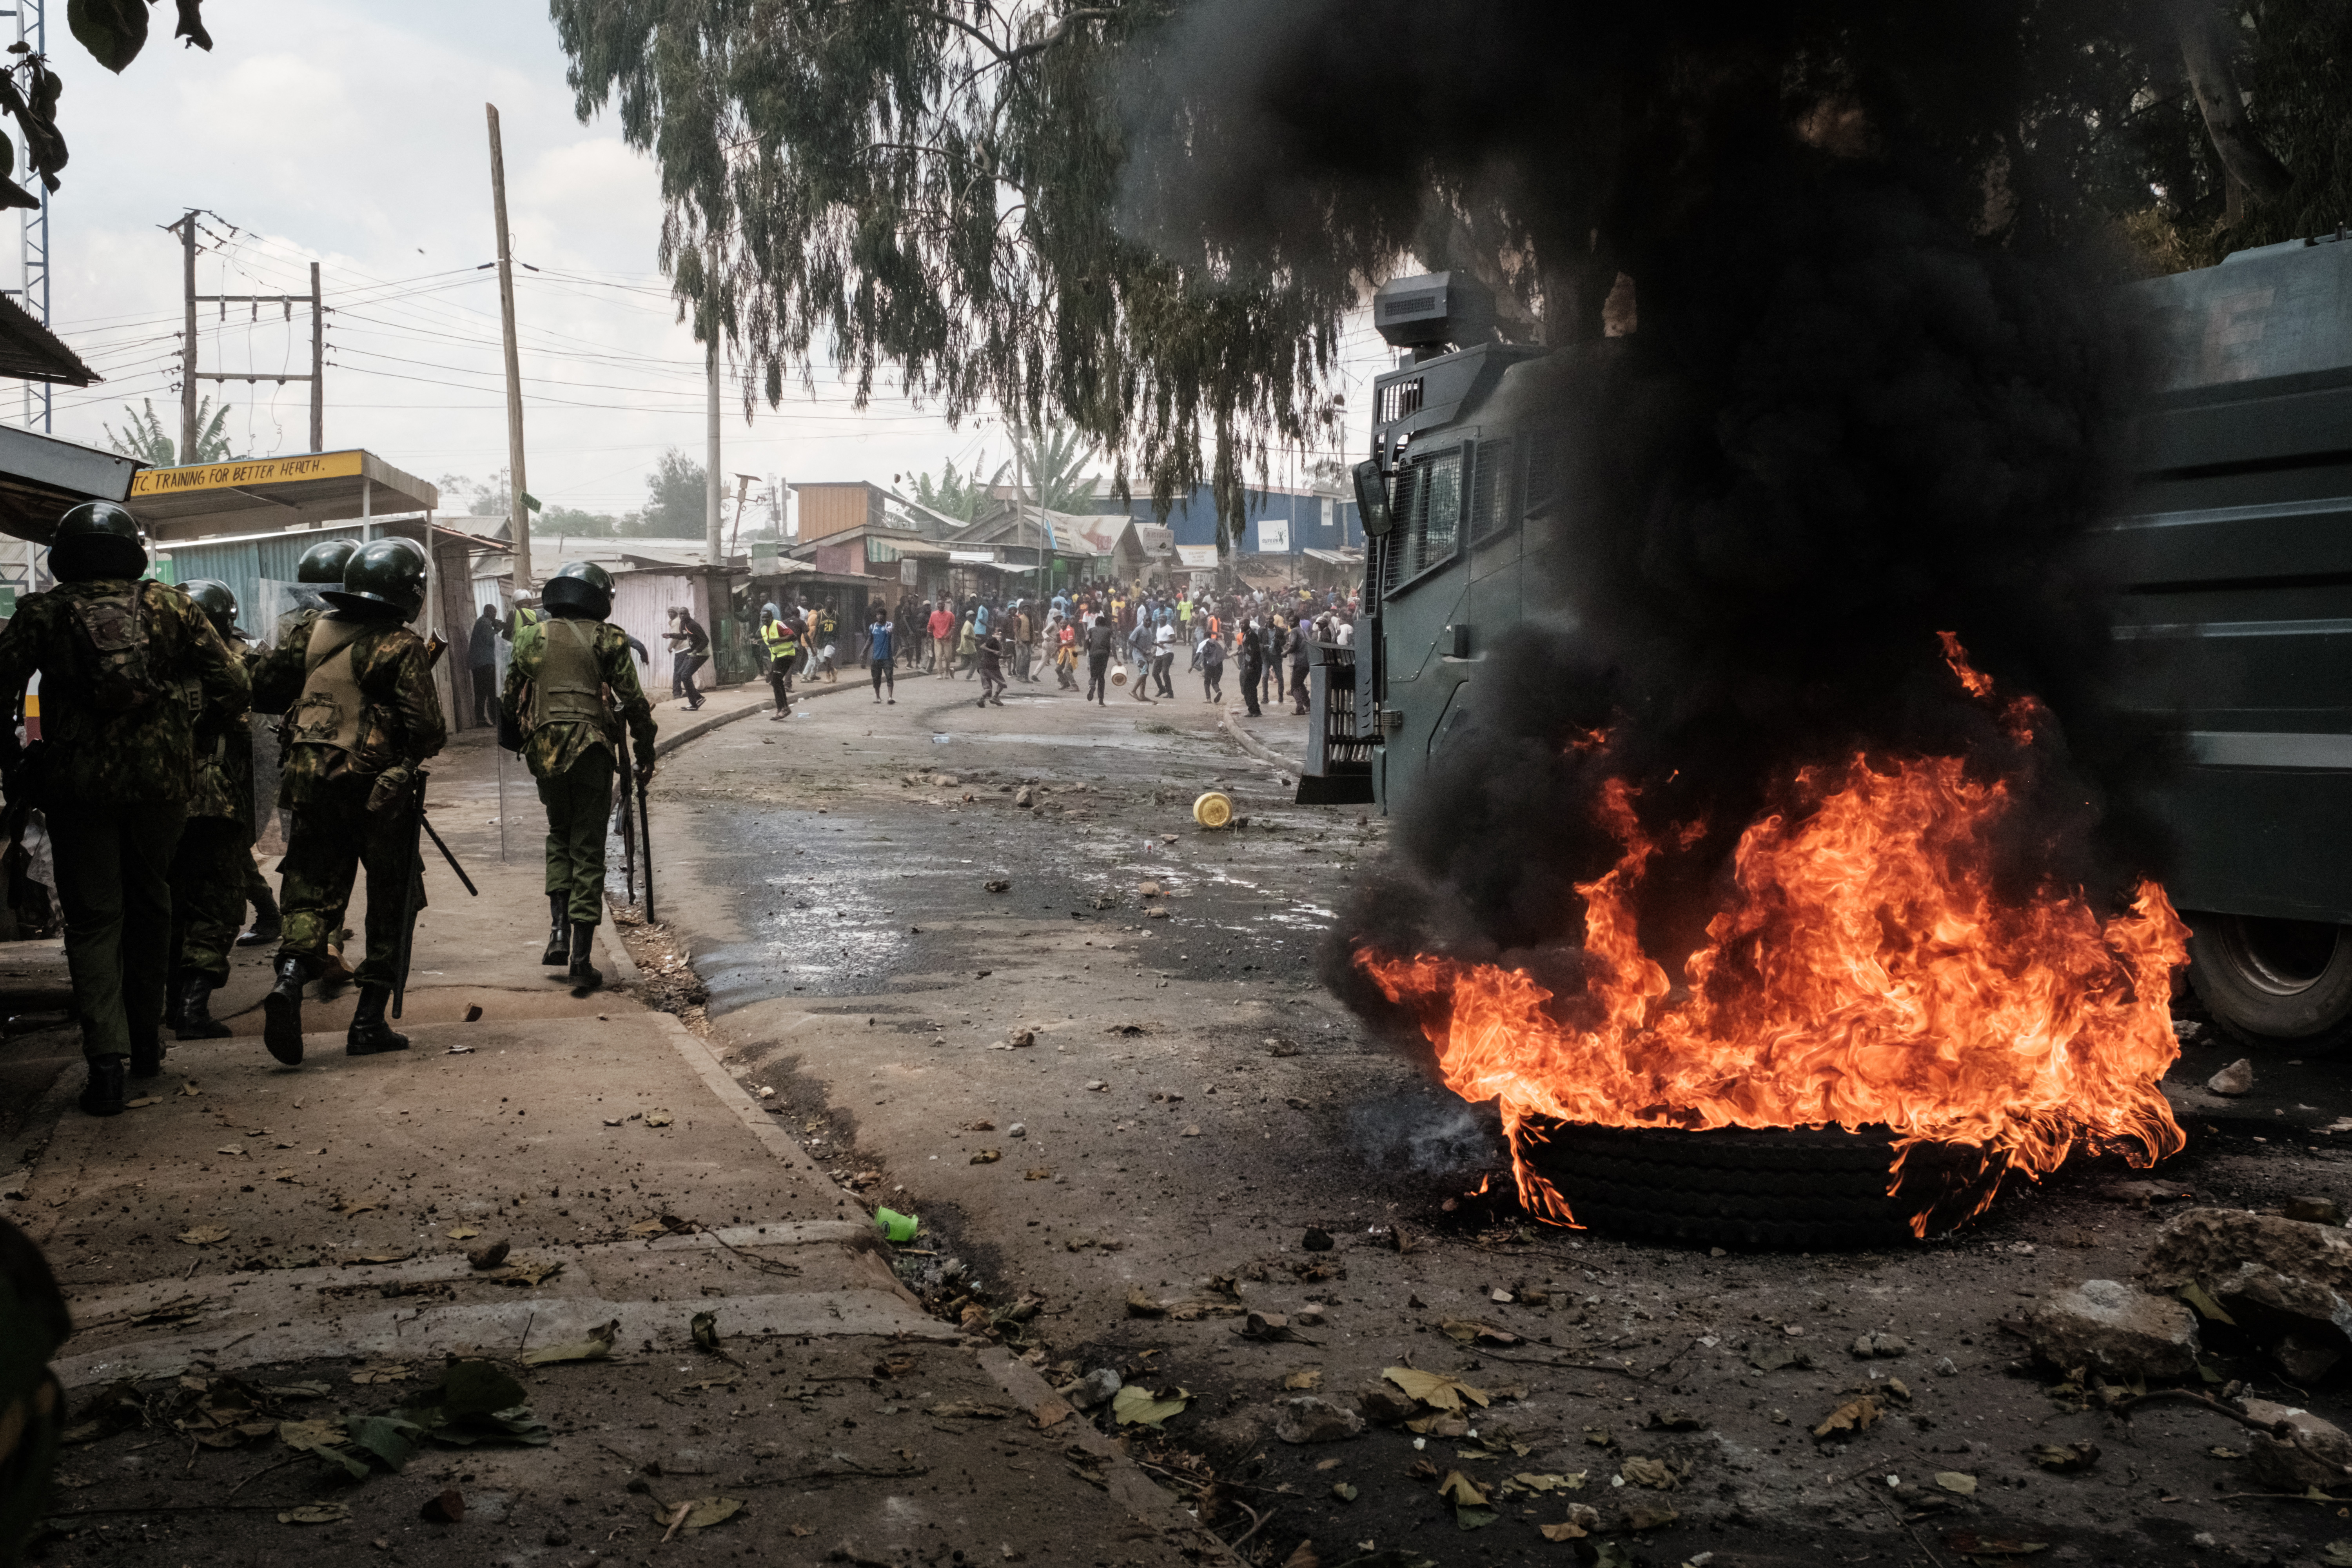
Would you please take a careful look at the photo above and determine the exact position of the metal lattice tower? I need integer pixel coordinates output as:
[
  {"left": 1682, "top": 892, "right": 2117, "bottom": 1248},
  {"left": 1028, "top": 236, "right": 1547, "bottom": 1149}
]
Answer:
[{"left": 5, "top": 0, "right": 46, "bottom": 433}]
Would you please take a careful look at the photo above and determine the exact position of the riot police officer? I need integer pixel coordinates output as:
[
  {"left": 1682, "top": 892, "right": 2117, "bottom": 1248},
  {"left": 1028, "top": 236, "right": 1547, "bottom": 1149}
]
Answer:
[
  {"left": 249, "top": 537, "right": 358, "bottom": 715},
  {"left": 264, "top": 537, "right": 446, "bottom": 1063},
  {"left": 501, "top": 561, "right": 655, "bottom": 987},
  {"left": 0, "top": 503, "right": 247, "bottom": 1114},
  {"left": 165, "top": 580, "right": 258, "bottom": 1041}
]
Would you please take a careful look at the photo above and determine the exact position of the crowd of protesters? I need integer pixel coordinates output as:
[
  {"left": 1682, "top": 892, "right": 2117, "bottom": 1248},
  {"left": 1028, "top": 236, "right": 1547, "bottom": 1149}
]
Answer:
[{"left": 732, "top": 579, "right": 1358, "bottom": 720}]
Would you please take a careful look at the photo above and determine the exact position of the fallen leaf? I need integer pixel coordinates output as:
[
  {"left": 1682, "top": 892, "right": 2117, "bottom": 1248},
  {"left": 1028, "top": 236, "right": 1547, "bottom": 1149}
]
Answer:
[
  {"left": 645, "top": 1111, "right": 674, "bottom": 1128},
  {"left": 1332, "top": 1482, "right": 1358, "bottom": 1501},
  {"left": 496, "top": 1259, "right": 563, "bottom": 1287},
  {"left": 520, "top": 1318, "right": 619, "bottom": 1367},
  {"left": 1109, "top": 1385, "right": 1189, "bottom": 1427},
  {"left": 1936, "top": 1472, "right": 1979, "bottom": 1496},
  {"left": 1623, "top": 1499, "right": 1678, "bottom": 1530},
  {"left": 2210, "top": 1445, "right": 2242, "bottom": 1461},
  {"left": 445, "top": 1227, "right": 481, "bottom": 1241},
  {"left": 971, "top": 1149, "right": 1002, "bottom": 1164},
  {"left": 1280, "top": 1543, "right": 1319, "bottom": 1568},
  {"left": 1619, "top": 1457, "right": 1677, "bottom": 1490},
  {"left": 627, "top": 1219, "right": 667, "bottom": 1237},
  {"left": 1126, "top": 1285, "right": 1167, "bottom": 1318},
  {"left": 1539, "top": 1522, "right": 1589, "bottom": 1542},
  {"left": 691, "top": 1311, "right": 720, "bottom": 1353},
  {"left": 1455, "top": 1507, "right": 1500, "bottom": 1531},
  {"left": 1284, "top": 1370, "right": 1324, "bottom": 1391},
  {"left": 678, "top": 1496, "right": 741, "bottom": 1530},
  {"left": 125, "top": 1096, "right": 161, "bottom": 1109},
  {"left": 176, "top": 1226, "right": 229, "bottom": 1246},
  {"left": 216, "top": 1144, "right": 245, "bottom": 1156},
  {"left": 1032, "top": 1399, "right": 1072, "bottom": 1430},
  {"left": 1813, "top": 1395, "right": 1882, "bottom": 1437},
  {"left": 1384, "top": 1366, "right": 1491, "bottom": 1413},
  {"left": 2324, "top": 1543, "right": 2352, "bottom": 1568},
  {"left": 927, "top": 1401, "right": 1015, "bottom": 1420},
  {"left": 1512, "top": 1472, "right": 1585, "bottom": 1492},
  {"left": 1438, "top": 1470, "right": 1488, "bottom": 1507},
  {"left": 179, "top": 1080, "right": 200, "bottom": 1096},
  {"left": 1024, "top": 1168, "right": 1053, "bottom": 1181},
  {"left": 278, "top": 1503, "right": 350, "bottom": 1525}
]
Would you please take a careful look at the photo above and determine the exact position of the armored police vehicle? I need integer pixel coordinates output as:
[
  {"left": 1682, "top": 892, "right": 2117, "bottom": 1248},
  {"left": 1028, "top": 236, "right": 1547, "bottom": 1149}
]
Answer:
[{"left": 1301, "top": 237, "right": 2352, "bottom": 1051}]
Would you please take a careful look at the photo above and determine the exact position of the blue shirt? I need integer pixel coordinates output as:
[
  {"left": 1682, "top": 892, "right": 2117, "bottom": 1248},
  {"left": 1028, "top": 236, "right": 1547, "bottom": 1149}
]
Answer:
[
  {"left": 974, "top": 605, "right": 990, "bottom": 634},
  {"left": 865, "top": 621, "right": 894, "bottom": 662}
]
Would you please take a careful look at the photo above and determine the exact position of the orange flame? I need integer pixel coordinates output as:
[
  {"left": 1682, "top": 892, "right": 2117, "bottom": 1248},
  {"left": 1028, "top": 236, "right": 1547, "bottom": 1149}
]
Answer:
[{"left": 1360, "top": 638, "right": 2187, "bottom": 1236}]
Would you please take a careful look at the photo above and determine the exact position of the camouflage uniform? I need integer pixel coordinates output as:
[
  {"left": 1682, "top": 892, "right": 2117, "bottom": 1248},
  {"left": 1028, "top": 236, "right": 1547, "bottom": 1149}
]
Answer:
[
  {"left": 167, "top": 635, "right": 258, "bottom": 989},
  {"left": 274, "top": 617, "right": 446, "bottom": 988},
  {"left": 502, "top": 618, "right": 656, "bottom": 924},
  {"left": 0, "top": 580, "right": 247, "bottom": 1062}
]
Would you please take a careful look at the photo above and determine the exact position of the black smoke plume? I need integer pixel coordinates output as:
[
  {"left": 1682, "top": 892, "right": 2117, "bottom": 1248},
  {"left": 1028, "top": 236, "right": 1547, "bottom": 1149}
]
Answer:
[{"left": 1117, "top": 2, "right": 2170, "bottom": 1049}]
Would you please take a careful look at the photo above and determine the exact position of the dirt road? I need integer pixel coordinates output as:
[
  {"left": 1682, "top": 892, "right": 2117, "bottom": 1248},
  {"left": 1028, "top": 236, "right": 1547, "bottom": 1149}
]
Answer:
[{"left": 641, "top": 661, "right": 2352, "bottom": 1568}]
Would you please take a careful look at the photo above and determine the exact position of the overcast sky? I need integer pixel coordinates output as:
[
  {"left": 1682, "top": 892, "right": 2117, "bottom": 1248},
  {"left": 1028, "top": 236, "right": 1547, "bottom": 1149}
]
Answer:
[{"left": 26, "top": 1, "right": 1387, "bottom": 528}]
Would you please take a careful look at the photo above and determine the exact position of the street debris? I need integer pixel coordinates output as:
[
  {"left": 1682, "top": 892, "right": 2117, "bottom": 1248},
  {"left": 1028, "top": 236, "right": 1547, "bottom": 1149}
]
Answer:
[
  {"left": 2142, "top": 1207, "right": 2352, "bottom": 1379},
  {"left": 2206, "top": 1058, "right": 2254, "bottom": 1095},
  {"left": 1383, "top": 1367, "right": 1490, "bottom": 1414},
  {"left": 1110, "top": 1385, "right": 1189, "bottom": 1428},
  {"left": 2023, "top": 1279, "right": 2200, "bottom": 1381},
  {"left": 420, "top": 1488, "right": 465, "bottom": 1524},
  {"left": 1813, "top": 1395, "right": 1882, "bottom": 1437},
  {"left": 521, "top": 1319, "right": 618, "bottom": 1367},
  {"left": 466, "top": 1239, "right": 512, "bottom": 1271},
  {"left": 2027, "top": 1441, "right": 2100, "bottom": 1473},
  {"left": 279, "top": 1503, "right": 351, "bottom": 1526},
  {"left": 1274, "top": 1396, "right": 1364, "bottom": 1443},
  {"left": 1850, "top": 1332, "right": 1908, "bottom": 1358}
]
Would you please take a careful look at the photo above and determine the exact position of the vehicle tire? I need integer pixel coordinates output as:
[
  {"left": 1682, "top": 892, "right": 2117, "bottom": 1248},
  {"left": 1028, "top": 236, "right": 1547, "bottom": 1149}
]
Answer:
[
  {"left": 1517, "top": 1121, "right": 2001, "bottom": 1249},
  {"left": 2187, "top": 913, "right": 2352, "bottom": 1052}
]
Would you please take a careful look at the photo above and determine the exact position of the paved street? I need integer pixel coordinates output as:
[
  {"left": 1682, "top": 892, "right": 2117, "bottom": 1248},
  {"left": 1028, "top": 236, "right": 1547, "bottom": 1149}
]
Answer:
[{"left": 3, "top": 668, "right": 2351, "bottom": 1568}]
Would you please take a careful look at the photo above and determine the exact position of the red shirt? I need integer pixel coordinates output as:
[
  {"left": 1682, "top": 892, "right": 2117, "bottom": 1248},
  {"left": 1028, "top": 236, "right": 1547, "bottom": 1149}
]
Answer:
[{"left": 928, "top": 608, "right": 953, "bottom": 639}]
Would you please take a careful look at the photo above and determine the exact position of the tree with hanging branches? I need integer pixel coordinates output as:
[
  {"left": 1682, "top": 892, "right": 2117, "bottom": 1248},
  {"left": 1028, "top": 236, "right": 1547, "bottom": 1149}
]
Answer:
[{"left": 551, "top": 0, "right": 2352, "bottom": 550}]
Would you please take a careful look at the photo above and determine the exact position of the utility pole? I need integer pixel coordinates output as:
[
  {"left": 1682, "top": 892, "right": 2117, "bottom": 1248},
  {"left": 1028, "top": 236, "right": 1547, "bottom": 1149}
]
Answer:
[
  {"left": 705, "top": 337, "right": 722, "bottom": 570},
  {"left": 179, "top": 208, "right": 197, "bottom": 461},
  {"left": 309, "top": 262, "right": 323, "bottom": 450},
  {"left": 486, "top": 103, "right": 531, "bottom": 588},
  {"left": 176, "top": 212, "right": 325, "bottom": 459}
]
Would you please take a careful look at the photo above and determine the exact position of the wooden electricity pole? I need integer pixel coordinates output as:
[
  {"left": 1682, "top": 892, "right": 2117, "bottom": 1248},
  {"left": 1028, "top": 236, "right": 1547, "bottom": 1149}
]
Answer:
[
  {"left": 179, "top": 209, "right": 197, "bottom": 461},
  {"left": 705, "top": 337, "right": 722, "bottom": 569},
  {"left": 486, "top": 103, "right": 531, "bottom": 588},
  {"left": 309, "top": 262, "right": 324, "bottom": 451}
]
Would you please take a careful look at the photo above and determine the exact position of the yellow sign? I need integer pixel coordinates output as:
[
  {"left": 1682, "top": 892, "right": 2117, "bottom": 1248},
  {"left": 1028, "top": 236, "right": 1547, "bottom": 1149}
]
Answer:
[{"left": 130, "top": 450, "right": 365, "bottom": 497}]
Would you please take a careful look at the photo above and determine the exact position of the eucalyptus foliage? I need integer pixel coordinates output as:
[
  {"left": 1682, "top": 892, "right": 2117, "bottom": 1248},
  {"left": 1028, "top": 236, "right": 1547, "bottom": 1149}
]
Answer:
[{"left": 551, "top": 0, "right": 2350, "bottom": 551}]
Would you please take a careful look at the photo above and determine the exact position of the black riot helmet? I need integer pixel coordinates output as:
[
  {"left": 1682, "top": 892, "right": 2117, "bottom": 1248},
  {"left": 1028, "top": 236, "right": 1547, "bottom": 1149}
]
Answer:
[
  {"left": 541, "top": 560, "right": 614, "bottom": 621},
  {"left": 50, "top": 500, "right": 147, "bottom": 583},
  {"left": 322, "top": 536, "right": 427, "bottom": 621},
  {"left": 296, "top": 538, "right": 358, "bottom": 585},
  {"left": 182, "top": 579, "right": 240, "bottom": 639}
]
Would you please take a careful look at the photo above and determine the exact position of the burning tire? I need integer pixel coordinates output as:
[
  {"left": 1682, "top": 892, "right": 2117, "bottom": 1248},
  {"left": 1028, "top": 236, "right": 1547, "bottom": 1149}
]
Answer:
[
  {"left": 2188, "top": 914, "right": 2352, "bottom": 1052},
  {"left": 1520, "top": 1122, "right": 2003, "bottom": 1250}
]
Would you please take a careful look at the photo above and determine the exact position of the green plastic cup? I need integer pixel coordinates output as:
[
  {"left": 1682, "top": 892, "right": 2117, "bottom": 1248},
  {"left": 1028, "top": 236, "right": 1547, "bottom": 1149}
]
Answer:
[{"left": 874, "top": 1207, "right": 919, "bottom": 1243}]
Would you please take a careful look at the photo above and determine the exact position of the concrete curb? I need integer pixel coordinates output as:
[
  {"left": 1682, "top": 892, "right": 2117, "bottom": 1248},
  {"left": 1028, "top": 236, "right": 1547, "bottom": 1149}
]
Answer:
[
  {"left": 654, "top": 668, "right": 933, "bottom": 758},
  {"left": 1218, "top": 710, "right": 1303, "bottom": 775}
]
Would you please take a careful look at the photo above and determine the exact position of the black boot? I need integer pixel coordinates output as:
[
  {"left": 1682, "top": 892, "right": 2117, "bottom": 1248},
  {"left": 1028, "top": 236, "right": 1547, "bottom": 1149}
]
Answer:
[
  {"left": 566, "top": 921, "right": 603, "bottom": 989},
  {"left": 541, "top": 893, "right": 568, "bottom": 966},
  {"left": 237, "top": 885, "right": 283, "bottom": 946},
  {"left": 176, "top": 974, "right": 231, "bottom": 1041},
  {"left": 347, "top": 987, "right": 409, "bottom": 1055},
  {"left": 263, "top": 956, "right": 311, "bottom": 1065},
  {"left": 162, "top": 966, "right": 185, "bottom": 1029},
  {"left": 79, "top": 1056, "right": 126, "bottom": 1117}
]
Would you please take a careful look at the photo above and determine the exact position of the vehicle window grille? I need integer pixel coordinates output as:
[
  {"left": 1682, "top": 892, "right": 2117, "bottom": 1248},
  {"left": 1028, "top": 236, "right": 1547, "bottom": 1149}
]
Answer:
[
  {"left": 1414, "top": 451, "right": 1463, "bottom": 575},
  {"left": 1382, "top": 466, "right": 1421, "bottom": 594},
  {"left": 1471, "top": 439, "right": 1514, "bottom": 541},
  {"left": 1377, "top": 377, "right": 1425, "bottom": 425}
]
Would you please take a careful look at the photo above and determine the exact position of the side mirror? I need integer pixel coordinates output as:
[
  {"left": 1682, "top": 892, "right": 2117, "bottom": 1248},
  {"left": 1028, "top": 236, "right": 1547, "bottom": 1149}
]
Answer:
[{"left": 1352, "top": 459, "right": 1393, "bottom": 539}]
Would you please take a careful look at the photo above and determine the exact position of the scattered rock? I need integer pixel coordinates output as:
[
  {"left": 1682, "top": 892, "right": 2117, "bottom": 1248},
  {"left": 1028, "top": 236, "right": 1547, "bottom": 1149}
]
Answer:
[
  {"left": 1274, "top": 1396, "right": 1365, "bottom": 1444},
  {"left": 1006, "top": 1029, "right": 1034, "bottom": 1048},
  {"left": 421, "top": 1488, "right": 465, "bottom": 1524},
  {"left": 1062, "top": 1368, "right": 1121, "bottom": 1411},
  {"left": 1007, "top": 1122, "right": 1027, "bottom": 1138},
  {"left": 465, "top": 1240, "right": 510, "bottom": 1272},
  {"left": 983, "top": 879, "right": 1010, "bottom": 893},
  {"left": 2287, "top": 1196, "right": 2348, "bottom": 1227},
  {"left": 1301, "top": 1227, "right": 1334, "bottom": 1252},
  {"left": 1013, "top": 787, "right": 1034, "bottom": 808},
  {"left": 2023, "top": 1279, "right": 2199, "bottom": 1381},
  {"left": 2143, "top": 1208, "right": 2352, "bottom": 1296},
  {"left": 931, "top": 774, "right": 959, "bottom": 788},
  {"left": 2242, "top": 1399, "right": 2352, "bottom": 1492},
  {"left": 2207, "top": 1058, "right": 2254, "bottom": 1096},
  {"left": 1851, "top": 1332, "right": 1908, "bottom": 1359},
  {"left": 1932, "top": 1356, "right": 1959, "bottom": 1377},
  {"left": 1357, "top": 1381, "right": 1419, "bottom": 1425}
]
